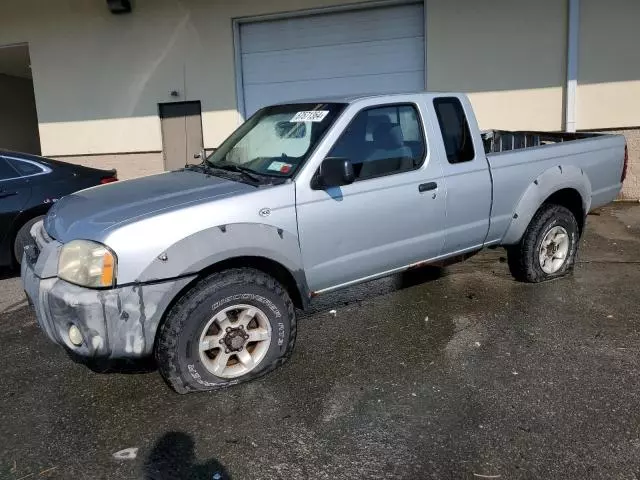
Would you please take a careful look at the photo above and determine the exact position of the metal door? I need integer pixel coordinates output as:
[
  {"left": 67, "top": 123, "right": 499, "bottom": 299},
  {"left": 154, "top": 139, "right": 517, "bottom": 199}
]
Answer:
[
  {"left": 159, "top": 101, "right": 204, "bottom": 171},
  {"left": 431, "top": 96, "right": 492, "bottom": 255},
  {"left": 296, "top": 104, "right": 446, "bottom": 293}
]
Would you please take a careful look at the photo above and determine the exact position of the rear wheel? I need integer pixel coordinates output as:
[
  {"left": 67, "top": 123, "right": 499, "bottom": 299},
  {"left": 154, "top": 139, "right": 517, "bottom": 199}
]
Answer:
[
  {"left": 155, "top": 268, "right": 296, "bottom": 394},
  {"left": 507, "top": 204, "right": 579, "bottom": 283},
  {"left": 13, "top": 216, "right": 44, "bottom": 266}
]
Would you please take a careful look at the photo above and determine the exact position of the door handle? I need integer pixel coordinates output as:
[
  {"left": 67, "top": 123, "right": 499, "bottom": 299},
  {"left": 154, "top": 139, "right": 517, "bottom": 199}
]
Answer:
[
  {"left": 418, "top": 182, "right": 438, "bottom": 193},
  {"left": 0, "top": 191, "right": 17, "bottom": 199}
]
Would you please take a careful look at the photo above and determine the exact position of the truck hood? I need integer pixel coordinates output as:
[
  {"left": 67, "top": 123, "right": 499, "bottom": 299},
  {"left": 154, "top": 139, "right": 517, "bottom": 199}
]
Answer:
[{"left": 44, "top": 169, "right": 255, "bottom": 243}]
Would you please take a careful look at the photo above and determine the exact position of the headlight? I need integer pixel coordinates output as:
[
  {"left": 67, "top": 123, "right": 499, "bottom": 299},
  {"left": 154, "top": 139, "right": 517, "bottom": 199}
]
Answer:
[{"left": 58, "top": 240, "right": 117, "bottom": 288}]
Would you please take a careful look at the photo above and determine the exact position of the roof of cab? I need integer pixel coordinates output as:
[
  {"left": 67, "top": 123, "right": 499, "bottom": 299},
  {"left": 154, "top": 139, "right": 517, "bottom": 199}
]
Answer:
[{"left": 274, "top": 91, "right": 459, "bottom": 106}]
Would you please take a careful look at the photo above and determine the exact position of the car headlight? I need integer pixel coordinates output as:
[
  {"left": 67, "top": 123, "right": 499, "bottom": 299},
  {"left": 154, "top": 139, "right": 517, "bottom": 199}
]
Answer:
[{"left": 58, "top": 240, "right": 117, "bottom": 288}]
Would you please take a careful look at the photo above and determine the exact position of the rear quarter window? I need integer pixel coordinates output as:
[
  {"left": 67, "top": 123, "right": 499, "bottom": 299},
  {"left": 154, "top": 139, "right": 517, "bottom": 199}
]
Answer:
[
  {"left": 433, "top": 97, "right": 475, "bottom": 164},
  {"left": 0, "top": 158, "right": 20, "bottom": 180},
  {"left": 8, "top": 158, "right": 45, "bottom": 176}
]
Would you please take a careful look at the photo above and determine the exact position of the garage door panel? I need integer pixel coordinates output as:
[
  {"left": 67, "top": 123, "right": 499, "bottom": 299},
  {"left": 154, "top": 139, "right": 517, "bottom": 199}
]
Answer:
[
  {"left": 240, "top": 3, "right": 425, "bottom": 116},
  {"left": 244, "top": 71, "right": 425, "bottom": 112},
  {"left": 240, "top": 4, "right": 423, "bottom": 54},
  {"left": 242, "top": 37, "right": 425, "bottom": 85}
]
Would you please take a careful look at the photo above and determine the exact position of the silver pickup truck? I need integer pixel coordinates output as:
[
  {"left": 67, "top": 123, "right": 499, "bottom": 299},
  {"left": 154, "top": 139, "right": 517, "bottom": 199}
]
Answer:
[{"left": 22, "top": 92, "right": 626, "bottom": 393}]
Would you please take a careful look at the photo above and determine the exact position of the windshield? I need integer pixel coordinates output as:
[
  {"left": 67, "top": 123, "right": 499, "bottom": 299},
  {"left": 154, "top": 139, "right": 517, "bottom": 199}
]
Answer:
[{"left": 206, "top": 103, "right": 346, "bottom": 178}]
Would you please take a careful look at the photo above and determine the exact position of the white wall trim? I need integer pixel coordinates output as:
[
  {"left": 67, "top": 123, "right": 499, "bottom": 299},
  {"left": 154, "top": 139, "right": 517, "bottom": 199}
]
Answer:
[
  {"left": 565, "top": 0, "right": 580, "bottom": 132},
  {"left": 232, "top": 0, "right": 424, "bottom": 122}
]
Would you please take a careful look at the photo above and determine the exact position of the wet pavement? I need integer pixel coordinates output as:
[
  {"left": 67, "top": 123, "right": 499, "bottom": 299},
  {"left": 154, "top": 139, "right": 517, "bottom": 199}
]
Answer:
[{"left": 1, "top": 203, "right": 640, "bottom": 479}]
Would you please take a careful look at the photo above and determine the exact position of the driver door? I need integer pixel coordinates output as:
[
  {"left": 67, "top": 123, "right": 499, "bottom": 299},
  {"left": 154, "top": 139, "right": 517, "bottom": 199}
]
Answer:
[{"left": 295, "top": 103, "right": 447, "bottom": 293}]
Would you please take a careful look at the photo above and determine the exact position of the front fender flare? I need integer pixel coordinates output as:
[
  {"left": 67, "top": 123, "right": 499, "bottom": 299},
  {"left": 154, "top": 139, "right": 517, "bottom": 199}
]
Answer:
[
  {"left": 137, "top": 222, "right": 308, "bottom": 297},
  {"left": 501, "top": 165, "right": 592, "bottom": 245}
]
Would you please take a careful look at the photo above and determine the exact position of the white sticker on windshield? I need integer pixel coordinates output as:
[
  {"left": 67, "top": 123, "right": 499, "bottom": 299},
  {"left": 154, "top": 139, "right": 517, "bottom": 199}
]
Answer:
[
  {"left": 267, "top": 161, "right": 293, "bottom": 173},
  {"left": 290, "top": 111, "right": 329, "bottom": 123}
]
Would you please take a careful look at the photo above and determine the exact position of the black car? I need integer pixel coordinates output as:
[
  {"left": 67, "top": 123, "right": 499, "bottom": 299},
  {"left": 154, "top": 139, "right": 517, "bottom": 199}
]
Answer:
[{"left": 0, "top": 150, "right": 117, "bottom": 267}]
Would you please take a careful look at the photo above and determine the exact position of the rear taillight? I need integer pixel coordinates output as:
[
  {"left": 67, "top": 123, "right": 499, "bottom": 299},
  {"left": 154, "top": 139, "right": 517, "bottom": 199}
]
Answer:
[
  {"left": 622, "top": 143, "right": 629, "bottom": 183},
  {"left": 100, "top": 176, "right": 118, "bottom": 184}
]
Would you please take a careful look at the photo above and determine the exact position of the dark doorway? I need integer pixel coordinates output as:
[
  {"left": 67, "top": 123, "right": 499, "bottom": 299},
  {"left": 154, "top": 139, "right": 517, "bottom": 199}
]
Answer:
[
  {"left": 0, "top": 44, "right": 41, "bottom": 155},
  {"left": 158, "top": 101, "right": 204, "bottom": 171}
]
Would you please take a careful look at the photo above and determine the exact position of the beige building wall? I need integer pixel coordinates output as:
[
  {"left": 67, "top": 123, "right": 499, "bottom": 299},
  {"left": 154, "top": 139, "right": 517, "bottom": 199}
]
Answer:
[
  {"left": 2, "top": 0, "right": 640, "bottom": 198},
  {"left": 0, "top": 73, "right": 41, "bottom": 154},
  {"left": 426, "top": 0, "right": 567, "bottom": 131},
  {"left": 577, "top": 0, "right": 640, "bottom": 130},
  {"left": 0, "top": 0, "right": 372, "bottom": 166},
  {"left": 577, "top": 0, "right": 640, "bottom": 199},
  {"left": 0, "top": 0, "right": 572, "bottom": 164}
]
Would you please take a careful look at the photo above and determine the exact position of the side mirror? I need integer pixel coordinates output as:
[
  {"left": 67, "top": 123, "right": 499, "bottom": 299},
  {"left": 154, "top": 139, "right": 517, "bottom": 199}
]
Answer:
[
  {"left": 193, "top": 148, "right": 207, "bottom": 160},
  {"left": 314, "top": 157, "right": 355, "bottom": 189}
]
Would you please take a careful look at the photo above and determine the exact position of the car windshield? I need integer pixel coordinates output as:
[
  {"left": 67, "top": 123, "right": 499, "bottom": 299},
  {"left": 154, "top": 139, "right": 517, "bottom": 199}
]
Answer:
[{"left": 206, "top": 103, "right": 346, "bottom": 178}]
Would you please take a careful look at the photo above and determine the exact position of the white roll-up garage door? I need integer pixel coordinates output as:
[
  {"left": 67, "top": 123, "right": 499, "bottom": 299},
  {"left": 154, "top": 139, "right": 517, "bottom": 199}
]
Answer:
[{"left": 239, "top": 3, "right": 425, "bottom": 116}]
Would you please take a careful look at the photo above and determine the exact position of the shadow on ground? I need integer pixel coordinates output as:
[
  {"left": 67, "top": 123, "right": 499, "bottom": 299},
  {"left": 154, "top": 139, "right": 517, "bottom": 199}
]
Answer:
[
  {"left": 66, "top": 352, "right": 158, "bottom": 374},
  {"left": 301, "top": 265, "right": 446, "bottom": 317},
  {"left": 0, "top": 266, "right": 18, "bottom": 281},
  {"left": 143, "top": 432, "right": 231, "bottom": 480}
]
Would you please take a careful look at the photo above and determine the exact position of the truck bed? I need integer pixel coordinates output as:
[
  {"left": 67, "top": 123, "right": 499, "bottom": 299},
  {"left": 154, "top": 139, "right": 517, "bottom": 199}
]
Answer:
[
  {"left": 481, "top": 130, "right": 606, "bottom": 154},
  {"left": 481, "top": 129, "right": 626, "bottom": 245}
]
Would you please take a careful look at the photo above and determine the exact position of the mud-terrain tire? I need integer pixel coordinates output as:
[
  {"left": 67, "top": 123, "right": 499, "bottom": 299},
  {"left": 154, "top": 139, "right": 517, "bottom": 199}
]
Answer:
[
  {"left": 155, "top": 268, "right": 296, "bottom": 394},
  {"left": 507, "top": 204, "right": 580, "bottom": 283},
  {"left": 13, "top": 216, "right": 44, "bottom": 266}
]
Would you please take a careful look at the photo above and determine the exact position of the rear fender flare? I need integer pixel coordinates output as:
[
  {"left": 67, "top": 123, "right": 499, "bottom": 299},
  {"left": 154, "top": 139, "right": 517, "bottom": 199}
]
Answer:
[{"left": 501, "top": 165, "right": 591, "bottom": 245}]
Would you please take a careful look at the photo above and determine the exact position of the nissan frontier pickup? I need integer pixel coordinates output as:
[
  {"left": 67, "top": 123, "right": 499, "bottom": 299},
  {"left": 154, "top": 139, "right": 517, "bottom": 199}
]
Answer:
[{"left": 22, "top": 92, "right": 627, "bottom": 393}]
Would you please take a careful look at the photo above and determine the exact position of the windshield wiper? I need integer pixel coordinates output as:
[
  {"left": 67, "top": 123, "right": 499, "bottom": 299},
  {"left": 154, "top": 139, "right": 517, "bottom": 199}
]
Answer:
[{"left": 207, "top": 163, "right": 263, "bottom": 184}]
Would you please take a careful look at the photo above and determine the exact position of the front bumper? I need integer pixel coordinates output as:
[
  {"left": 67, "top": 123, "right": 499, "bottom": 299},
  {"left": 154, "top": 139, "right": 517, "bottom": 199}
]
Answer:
[{"left": 21, "top": 221, "right": 195, "bottom": 359}]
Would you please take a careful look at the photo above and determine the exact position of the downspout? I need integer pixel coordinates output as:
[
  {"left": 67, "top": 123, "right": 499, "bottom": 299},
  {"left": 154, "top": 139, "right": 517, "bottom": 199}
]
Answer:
[{"left": 565, "top": 0, "right": 580, "bottom": 132}]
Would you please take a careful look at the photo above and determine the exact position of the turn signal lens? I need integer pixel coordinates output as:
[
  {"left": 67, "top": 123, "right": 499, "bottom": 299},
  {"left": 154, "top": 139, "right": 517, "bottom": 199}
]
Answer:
[{"left": 101, "top": 251, "right": 115, "bottom": 287}]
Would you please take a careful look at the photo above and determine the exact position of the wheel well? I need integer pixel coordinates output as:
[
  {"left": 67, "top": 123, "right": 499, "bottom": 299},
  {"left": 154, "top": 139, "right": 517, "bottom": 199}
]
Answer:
[
  {"left": 153, "top": 256, "right": 306, "bottom": 355},
  {"left": 543, "top": 188, "right": 585, "bottom": 233},
  {"left": 193, "top": 256, "right": 305, "bottom": 309},
  {"left": 10, "top": 212, "right": 46, "bottom": 262}
]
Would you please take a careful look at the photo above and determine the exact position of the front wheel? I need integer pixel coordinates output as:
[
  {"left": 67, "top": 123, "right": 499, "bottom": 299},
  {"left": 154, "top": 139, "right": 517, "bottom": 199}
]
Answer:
[
  {"left": 155, "top": 268, "right": 296, "bottom": 394},
  {"left": 507, "top": 204, "right": 580, "bottom": 283}
]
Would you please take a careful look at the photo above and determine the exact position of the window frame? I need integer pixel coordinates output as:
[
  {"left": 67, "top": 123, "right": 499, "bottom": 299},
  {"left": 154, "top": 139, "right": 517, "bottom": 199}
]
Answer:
[
  {"left": 432, "top": 97, "right": 475, "bottom": 164},
  {"left": 325, "top": 102, "right": 428, "bottom": 184}
]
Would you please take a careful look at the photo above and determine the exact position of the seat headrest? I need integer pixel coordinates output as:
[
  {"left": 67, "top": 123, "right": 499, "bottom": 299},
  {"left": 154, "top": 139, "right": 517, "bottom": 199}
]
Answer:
[{"left": 373, "top": 123, "right": 404, "bottom": 149}]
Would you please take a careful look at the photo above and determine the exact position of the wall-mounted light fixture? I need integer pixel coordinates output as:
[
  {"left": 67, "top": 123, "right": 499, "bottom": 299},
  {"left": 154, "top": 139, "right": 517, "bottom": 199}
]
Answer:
[{"left": 107, "top": 0, "right": 132, "bottom": 14}]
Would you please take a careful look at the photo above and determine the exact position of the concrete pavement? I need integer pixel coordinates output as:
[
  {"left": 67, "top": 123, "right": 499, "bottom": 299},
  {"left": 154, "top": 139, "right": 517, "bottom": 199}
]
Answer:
[{"left": 1, "top": 203, "right": 640, "bottom": 479}]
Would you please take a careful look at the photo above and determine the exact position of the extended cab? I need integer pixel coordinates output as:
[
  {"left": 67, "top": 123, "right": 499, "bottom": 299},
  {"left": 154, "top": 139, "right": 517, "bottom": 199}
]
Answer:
[{"left": 22, "top": 93, "right": 626, "bottom": 393}]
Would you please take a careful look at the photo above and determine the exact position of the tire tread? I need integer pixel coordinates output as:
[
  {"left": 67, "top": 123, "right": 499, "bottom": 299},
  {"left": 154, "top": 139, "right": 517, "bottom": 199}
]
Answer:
[
  {"left": 507, "top": 204, "right": 579, "bottom": 283},
  {"left": 155, "top": 268, "right": 296, "bottom": 394}
]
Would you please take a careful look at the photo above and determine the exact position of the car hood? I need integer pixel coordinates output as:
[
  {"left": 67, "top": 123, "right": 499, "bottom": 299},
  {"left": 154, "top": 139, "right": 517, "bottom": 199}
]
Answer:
[{"left": 44, "top": 169, "right": 255, "bottom": 243}]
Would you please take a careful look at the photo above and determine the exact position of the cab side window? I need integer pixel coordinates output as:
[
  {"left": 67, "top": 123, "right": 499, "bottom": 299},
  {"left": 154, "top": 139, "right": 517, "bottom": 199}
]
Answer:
[
  {"left": 328, "top": 104, "right": 426, "bottom": 181},
  {"left": 433, "top": 97, "right": 475, "bottom": 164}
]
